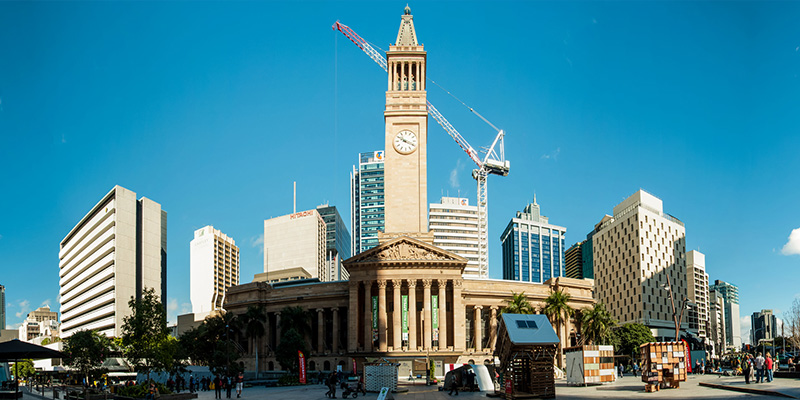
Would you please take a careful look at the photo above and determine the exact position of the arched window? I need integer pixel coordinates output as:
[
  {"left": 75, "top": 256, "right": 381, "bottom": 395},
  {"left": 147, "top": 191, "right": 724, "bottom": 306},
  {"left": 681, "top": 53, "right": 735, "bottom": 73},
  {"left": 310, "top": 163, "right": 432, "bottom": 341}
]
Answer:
[{"left": 324, "top": 361, "right": 331, "bottom": 371}]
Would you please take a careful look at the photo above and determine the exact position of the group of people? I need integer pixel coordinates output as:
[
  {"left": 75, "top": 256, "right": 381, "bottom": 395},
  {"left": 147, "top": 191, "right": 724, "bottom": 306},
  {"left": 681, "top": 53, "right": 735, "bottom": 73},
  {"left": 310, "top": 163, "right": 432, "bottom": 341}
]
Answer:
[
  {"left": 165, "top": 373, "right": 243, "bottom": 399},
  {"left": 323, "top": 371, "right": 365, "bottom": 398},
  {"left": 741, "top": 352, "right": 779, "bottom": 384}
]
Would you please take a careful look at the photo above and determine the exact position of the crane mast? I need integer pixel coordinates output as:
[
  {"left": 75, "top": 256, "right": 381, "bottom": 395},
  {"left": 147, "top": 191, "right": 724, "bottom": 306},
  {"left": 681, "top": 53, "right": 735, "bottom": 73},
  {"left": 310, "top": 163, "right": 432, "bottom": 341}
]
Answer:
[{"left": 333, "top": 21, "right": 509, "bottom": 278}]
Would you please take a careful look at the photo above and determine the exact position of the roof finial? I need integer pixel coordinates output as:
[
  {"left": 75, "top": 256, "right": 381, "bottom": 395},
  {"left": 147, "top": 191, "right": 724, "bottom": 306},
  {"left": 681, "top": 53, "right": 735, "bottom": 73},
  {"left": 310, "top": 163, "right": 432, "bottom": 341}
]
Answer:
[{"left": 404, "top": 4, "right": 411, "bottom": 15}]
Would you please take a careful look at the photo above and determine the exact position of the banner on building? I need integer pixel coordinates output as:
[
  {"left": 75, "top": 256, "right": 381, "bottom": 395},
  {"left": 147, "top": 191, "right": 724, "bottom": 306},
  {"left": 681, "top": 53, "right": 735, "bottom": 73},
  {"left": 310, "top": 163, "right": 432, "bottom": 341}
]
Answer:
[
  {"left": 353, "top": 359, "right": 358, "bottom": 374},
  {"left": 432, "top": 295, "right": 439, "bottom": 342},
  {"left": 298, "top": 350, "right": 307, "bottom": 384},
  {"left": 402, "top": 295, "right": 409, "bottom": 342},
  {"left": 372, "top": 295, "right": 379, "bottom": 342}
]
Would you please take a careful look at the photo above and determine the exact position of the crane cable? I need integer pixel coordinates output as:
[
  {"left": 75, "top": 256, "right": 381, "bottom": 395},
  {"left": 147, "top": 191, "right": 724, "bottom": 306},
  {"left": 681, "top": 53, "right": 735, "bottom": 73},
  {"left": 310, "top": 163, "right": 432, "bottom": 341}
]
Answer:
[{"left": 366, "top": 40, "right": 501, "bottom": 134}]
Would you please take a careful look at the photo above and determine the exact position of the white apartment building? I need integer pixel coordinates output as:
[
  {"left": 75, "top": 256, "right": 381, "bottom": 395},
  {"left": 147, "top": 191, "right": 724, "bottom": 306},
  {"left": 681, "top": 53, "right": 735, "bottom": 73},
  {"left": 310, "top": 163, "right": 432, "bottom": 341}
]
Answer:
[
  {"left": 190, "top": 226, "right": 239, "bottom": 316},
  {"left": 59, "top": 186, "right": 167, "bottom": 338},
  {"left": 593, "top": 190, "right": 688, "bottom": 340},
  {"left": 708, "top": 289, "right": 727, "bottom": 357},
  {"left": 686, "top": 250, "right": 709, "bottom": 337},
  {"left": 18, "top": 306, "right": 60, "bottom": 343},
  {"left": 260, "top": 209, "right": 327, "bottom": 282},
  {"left": 429, "top": 197, "right": 480, "bottom": 277}
]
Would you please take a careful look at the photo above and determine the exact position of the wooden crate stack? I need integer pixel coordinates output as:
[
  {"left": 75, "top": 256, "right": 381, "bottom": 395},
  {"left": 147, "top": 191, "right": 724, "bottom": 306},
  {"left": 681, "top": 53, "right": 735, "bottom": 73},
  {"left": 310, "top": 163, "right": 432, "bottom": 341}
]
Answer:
[
  {"left": 639, "top": 342, "right": 688, "bottom": 392},
  {"left": 565, "top": 345, "right": 616, "bottom": 385}
]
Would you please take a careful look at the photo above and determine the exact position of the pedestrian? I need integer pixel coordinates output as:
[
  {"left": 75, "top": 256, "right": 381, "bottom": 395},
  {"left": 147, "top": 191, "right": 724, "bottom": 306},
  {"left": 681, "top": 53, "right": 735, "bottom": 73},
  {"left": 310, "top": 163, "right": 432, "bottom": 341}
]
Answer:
[
  {"left": 701, "top": 359, "right": 706, "bottom": 375},
  {"left": 236, "top": 372, "right": 244, "bottom": 398},
  {"left": 633, "top": 361, "right": 639, "bottom": 377},
  {"left": 189, "top": 375, "right": 195, "bottom": 393},
  {"left": 765, "top": 353, "right": 774, "bottom": 383},
  {"left": 328, "top": 372, "right": 339, "bottom": 398},
  {"left": 789, "top": 357, "right": 796, "bottom": 372},
  {"left": 214, "top": 375, "right": 222, "bottom": 399},
  {"left": 225, "top": 376, "right": 232, "bottom": 399},
  {"left": 447, "top": 373, "right": 459, "bottom": 396},
  {"left": 743, "top": 355, "right": 752, "bottom": 384},
  {"left": 755, "top": 352, "right": 765, "bottom": 383}
]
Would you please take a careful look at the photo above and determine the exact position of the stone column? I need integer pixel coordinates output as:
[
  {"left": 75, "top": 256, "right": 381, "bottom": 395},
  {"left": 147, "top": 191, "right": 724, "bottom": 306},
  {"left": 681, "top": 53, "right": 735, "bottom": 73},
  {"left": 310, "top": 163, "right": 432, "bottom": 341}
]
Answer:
[
  {"left": 378, "top": 280, "right": 388, "bottom": 351},
  {"left": 275, "top": 312, "right": 281, "bottom": 349},
  {"left": 363, "top": 280, "right": 373, "bottom": 352},
  {"left": 421, "top": 60, "right": 425, "bottom": 90},
  {"left": 453, "top": 280, "right": 465, "bottom": 351},
  {"left": 408, "top": 280, "right": 418, "bottom": 350},
  {"left": 438, "top": 279, "right": 447, "bottom": 350},
  {"left": 393, "top": 280, "right": 402, "bottom": 350},
  {"left": 264, "top": 312, "right": 271, "bottom": 355},
  {"left": 423, "top": 279, "right": 433, "bottom": 350},
  {"left": 332, "top": 307, "right": 340, "bottom": 354},
  {"left": 490, "top": 306, "right": 498, "bottom": 352},
  {"left": 474, "top": 306, "right": 483, "bottom": 351},
  {"left": 317, "top": 308, "right": 325, "bottom": 354},
  {"left": 348, "top": 282, "right": 358, "bottom": 352}
]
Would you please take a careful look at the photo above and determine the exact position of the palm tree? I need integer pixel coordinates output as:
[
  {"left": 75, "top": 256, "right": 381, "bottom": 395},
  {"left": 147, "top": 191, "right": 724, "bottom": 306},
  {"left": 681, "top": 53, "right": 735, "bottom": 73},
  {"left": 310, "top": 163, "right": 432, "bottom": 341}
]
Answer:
[
  {"left": 243, "top": 305, "right": 267, "bottom": 375},
  {"left": 542, "top": 288, "right": 574, "bottom": 368},
  {"left": 579, "top": 303, "right": 617, "bottom": 345},
  {"left": 501, "top": 292, "right": 535, "bottom": 314},
  {"left": 279, "top": 306, "right": 312, "bottom": 339}
]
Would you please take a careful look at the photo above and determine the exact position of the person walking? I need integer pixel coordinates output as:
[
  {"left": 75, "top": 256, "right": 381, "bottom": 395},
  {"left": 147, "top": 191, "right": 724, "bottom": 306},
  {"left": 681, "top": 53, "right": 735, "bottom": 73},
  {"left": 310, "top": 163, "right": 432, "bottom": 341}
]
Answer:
[
  {"left": 743, "top": 355, "right": 752, "bottom": 384},
  {"left": 214, "top": 376, "right": 222, "bottom": 399},
  {"left": 755, "top": 352, "right": 765, "bottom": 383},
  {"left": 225, "top": 376, "right": 232, "bottom": 399},
  {"left": 765, "top": 353, "right": 774, "bottom": 383},
  {"left": 789, "top": 357, "right": 796, "bottom": 372},
  {"left": 236, "top": 372, "right": 244, "bottom": 398},
  {"left": 447, "top": 373, "right": 459, "bottom": 396}
]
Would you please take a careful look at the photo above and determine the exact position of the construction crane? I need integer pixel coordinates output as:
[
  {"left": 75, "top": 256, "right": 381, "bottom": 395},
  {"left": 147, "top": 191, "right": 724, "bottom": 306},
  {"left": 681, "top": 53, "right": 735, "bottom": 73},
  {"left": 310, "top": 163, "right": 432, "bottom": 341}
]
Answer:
[{"left": 333, "top": 21, "right": 510, "bottom": 278}]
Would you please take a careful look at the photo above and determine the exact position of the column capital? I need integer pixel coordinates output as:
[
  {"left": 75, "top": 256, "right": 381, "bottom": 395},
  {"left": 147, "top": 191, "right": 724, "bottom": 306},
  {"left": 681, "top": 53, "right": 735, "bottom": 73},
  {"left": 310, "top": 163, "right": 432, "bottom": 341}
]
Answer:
[
  {"left": 422, "top": 279, "right": 433, "bottom": 288},
  {"left": 331, "top": 307, "right": 339, "bottom": 312},
  {"left": 408, "top": 280, "right": 417, "bottom": 288},
  {"left": 474, "top": 305, "right": 483, "bottom": 310},
  {"left": 453, "top": 280, "right": 463, "bottom": 288},
  {"left": 437, "top": 279, "right": 448, "bottom": 288},
  {"left": 275, "top": 311, "right": 281, "bottom": 316},
  {"left": 362, "top": 280, "right": 372, "bottom": 287},
  {"left": 316, "top": 308, "right": 324, "bottom": 313},
  {"left": 392, "top": 280, "right": 403, "bottom": 289},
  {"left": 377, "top": 279, "right": 388, "bottom": 289},
  {"left": 491, "top": 305, "right": 499, "bottom": 311}
]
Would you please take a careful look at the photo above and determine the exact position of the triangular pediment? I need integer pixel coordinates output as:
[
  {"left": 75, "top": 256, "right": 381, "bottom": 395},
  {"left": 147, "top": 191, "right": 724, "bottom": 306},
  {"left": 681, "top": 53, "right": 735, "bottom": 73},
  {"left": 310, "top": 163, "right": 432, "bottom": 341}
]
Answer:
[{"left": 344, "top": 235, "right": 467, "bottom": 266}]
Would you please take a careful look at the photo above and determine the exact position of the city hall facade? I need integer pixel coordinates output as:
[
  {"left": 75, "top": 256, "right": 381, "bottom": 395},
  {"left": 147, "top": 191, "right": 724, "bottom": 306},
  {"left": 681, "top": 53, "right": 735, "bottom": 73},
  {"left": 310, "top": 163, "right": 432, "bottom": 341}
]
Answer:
[{"left": 223, "top": 7, "right": 594, "bottom": 375}]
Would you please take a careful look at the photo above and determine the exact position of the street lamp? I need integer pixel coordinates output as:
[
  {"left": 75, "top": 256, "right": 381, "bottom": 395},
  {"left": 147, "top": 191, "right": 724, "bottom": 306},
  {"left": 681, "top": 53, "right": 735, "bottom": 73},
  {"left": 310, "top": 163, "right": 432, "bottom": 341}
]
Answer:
[{"left": 662, "top": 274, "right": 693, "bottom": 341}]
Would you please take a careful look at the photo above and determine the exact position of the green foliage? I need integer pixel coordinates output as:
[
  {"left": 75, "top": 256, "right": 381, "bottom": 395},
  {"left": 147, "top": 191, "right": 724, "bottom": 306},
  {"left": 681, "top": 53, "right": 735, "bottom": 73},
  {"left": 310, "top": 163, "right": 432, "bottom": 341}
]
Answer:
[
  {"left": 121, "top": 287, "right": 174, "bottom": 379},
  {"left": 179, "top": 311, "right": 242, "bottom": 376},
  {"left": 279, "top": 306, "right": 311, "bottom": 336},
  {"left": 12, "top": 359, "right": 35, "bottom": 378},
  {"left": 276, "top": 328, "right": 307, "bottom": 374},
  {"left": 429, "top": 359, "right": 436, "bottom": 381},
  {"left": 580, "top": 303, "right": 617, "bottom": 345},
  {"left": 541, "top": 289, "right": 574, "bottom": 328},
  {"left": 243, "top": 305, "right": 267, "bottom": 354},
  {"left": 501, "top": 292, "right": 535, "bottom": 314},
  {"left": 63, "top": 330, "right": 112, "bottom": 380},
  {"left": 277, "top": 374, "right": 300, "bottom": 386},
  {"left": 611, "top": 323, "right": 655, "bottom": 357}
]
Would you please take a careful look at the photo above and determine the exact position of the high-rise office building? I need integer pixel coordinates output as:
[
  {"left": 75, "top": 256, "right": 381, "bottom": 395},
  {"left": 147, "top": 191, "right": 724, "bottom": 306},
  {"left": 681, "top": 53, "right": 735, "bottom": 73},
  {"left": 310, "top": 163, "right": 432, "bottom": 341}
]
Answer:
[
  {"left": 190, "top": 226, "right": 239, "bottom": 315},
  {"left": 429, "top": 197, "right": 480, "bottom": 276},
  {"left": 564, "top": 241, "right": 584, "bottom": 279},
  {"left": 500, "top": 197, "right": 566, "bottom": 283},
  {"left": 709, "top": 279, "right": 741, "bottom": 350},
  {"left": 351, "top": 151, "right": 385, "bottom": 256},
  {"left": 260, "top": 209, "right": 327, "bottom": 282},
  {"left": 593, "top": 190, "right": 688, "bottom": 340},
  {"left": 0, "top": 284, "right": 5, "bottom": 330},
  {"left": 751, "top": 309, "right": 778, "bottom": 345},
  {"left": 316, "top": 204, "right": 351, "bottom": 281},
  {"left": 708, "top": 289, "right": 727, "bottom": 357},
  {"left": 686, "top": 250, "right": 709, "bottom": 337},
  {"left": 59, "top": 185, "right": 167, "bottom": 338}
]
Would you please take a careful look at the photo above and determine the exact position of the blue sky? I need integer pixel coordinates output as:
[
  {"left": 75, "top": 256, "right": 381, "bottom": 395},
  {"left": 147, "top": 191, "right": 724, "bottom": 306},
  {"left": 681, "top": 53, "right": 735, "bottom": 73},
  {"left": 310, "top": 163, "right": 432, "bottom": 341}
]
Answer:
[{"left": 1, "top": 1, "right": 798, "bottom": 343}]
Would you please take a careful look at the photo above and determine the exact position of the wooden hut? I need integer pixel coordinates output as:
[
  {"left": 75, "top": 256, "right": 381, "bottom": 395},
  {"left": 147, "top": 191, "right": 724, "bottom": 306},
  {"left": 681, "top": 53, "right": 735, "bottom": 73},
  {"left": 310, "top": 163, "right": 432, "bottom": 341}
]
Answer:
[{"left": 495, "top": 314, "right": 559, "bottom": 399}]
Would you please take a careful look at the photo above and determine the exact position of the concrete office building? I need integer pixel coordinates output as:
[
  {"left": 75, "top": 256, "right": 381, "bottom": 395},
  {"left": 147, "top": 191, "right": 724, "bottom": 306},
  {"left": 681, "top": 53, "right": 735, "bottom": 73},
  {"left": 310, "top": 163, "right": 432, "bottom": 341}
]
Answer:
[
  {"left": 708, "top": 290, "right": 726, "bottom": 358},
  {"left": 222, "top": 8, "right": 594, "bottom": 375},
  {"left": 429, "top": 197, "right": 481, "bottom": 277},
  {"left": 351, "top": 151, "right": 386, "bottom": 255},
  {"left": 751, "top": 309, "right": 778, "bottom": 345},
  {"left": 18, "top": 306, "right": 59, "bottom": 343},
  {"left": 59, "top": 185, "right": 167, "bottom": 338},
  {"left": 190, "top": 226, "right": 239, "bottom": 316},
  {"left": 709, "top": 279, "right": 741, "bottom": 350},
  {"left": 686, "top": 250, "right": 709, "bottom": 338},
  {"left": 317, "top": 205, "right": 351, "bottom": 281},
  {"left": 0, "top": 284, "right": 5, "bottom": 330},
  {"left": 259, "top": 209, "right": 327, "bottom": 282},
  {"left": 501, "top": 197, "right": 566, "bottom": 283},
  {"left": 593, "top": 190, "right": 688, "bottom": 340},
  {"left": 564, "top": 241, "right": 585, "bottom": 279}
]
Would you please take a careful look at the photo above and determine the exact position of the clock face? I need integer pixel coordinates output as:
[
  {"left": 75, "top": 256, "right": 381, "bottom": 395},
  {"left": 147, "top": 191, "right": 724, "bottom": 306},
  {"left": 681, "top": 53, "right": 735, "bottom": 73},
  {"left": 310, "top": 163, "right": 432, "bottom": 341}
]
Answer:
[{"left": 393, "top": 130, "right": 418, "bottom": 154}]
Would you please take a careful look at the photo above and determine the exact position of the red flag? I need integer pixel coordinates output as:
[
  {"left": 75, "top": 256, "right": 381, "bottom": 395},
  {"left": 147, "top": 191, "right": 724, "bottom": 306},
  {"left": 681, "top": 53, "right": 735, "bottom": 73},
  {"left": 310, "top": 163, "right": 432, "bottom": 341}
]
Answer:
[
  {"left": 352, "top": 359, "right": 357, "bottom": 374},
  {"left": 298, "top": 351, "right": 307, "bottom": 384}
]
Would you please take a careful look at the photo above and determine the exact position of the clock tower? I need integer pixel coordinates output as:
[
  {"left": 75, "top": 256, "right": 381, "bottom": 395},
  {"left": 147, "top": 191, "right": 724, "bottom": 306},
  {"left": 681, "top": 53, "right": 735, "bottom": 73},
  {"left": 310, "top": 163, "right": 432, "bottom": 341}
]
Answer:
[{"left": 383, "top": 5, "right": 429, "bottom": 236}]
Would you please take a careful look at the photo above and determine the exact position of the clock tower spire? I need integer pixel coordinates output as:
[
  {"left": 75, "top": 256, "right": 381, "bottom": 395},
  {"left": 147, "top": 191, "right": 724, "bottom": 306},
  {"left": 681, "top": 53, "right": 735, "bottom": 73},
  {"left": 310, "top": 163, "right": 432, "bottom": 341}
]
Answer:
[{"left": 383, "top": 6, "right": 430, "bottom": 238}]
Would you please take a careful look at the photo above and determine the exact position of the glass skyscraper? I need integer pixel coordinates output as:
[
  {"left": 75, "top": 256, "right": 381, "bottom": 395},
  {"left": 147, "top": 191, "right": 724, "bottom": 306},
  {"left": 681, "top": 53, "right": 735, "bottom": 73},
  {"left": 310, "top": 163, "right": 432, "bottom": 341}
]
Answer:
[
  {"left": 316, "top": 204, "right": 351, "bottom": 281},
  {"left": 500, "top": 197, "right": 566, "bottom": 283},
  {"left": 350, "top": 151, "right": 385, "bottom": 256}
]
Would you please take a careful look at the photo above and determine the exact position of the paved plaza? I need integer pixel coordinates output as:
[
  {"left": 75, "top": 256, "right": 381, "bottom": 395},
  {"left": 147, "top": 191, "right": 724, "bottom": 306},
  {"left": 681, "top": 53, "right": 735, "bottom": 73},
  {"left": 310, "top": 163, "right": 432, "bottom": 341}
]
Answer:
[{"left": 18, "top": 375, "right": 800, "bottom": 400}]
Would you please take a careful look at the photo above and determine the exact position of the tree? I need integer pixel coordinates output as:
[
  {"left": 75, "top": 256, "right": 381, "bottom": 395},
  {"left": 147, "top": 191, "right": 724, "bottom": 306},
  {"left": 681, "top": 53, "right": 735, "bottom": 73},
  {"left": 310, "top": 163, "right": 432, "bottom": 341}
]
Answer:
[
  {"left": 279, "top": 306, "right": 311, "bottom": 336},
  {"left": 12, "top": 359, "right": 35, "bottom": 380},
  {"left": 275, "top": 306, "right": 311, "bottom": 376},
  {"left": 501, "top": 292, "right": 535, "bottom": 314},
  {"left": 180, "top": 311, "right": 242, "bottom": 376},
  {"left": 243, "top": 305, "right": 267, "bottom": 355},
  {"left": 785, "top": 298, "right": 800, "bottom": 351},
  {"left": 611, "top": 323, "right": 655, "bottom": 358},
  {"left": 542, "top": 289, "right": 574, "bottom": 367},
  {"left": 580, "top": 303, "right": 617, "bottom": 345},
  {"left": 121, "top": 287, "right": 172, "bottom": 382},
  {"left": 63, "top": 330, "right": 112, "bottom": 391}
]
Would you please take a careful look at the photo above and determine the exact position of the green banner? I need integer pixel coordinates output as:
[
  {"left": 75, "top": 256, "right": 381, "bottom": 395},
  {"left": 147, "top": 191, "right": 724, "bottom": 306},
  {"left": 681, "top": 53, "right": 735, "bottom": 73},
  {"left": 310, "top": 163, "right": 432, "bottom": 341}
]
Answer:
[
  {"left": 432, "top": 295, "right": 439, "bottom": 342},
  {"left": 402, "top": 295, "right": 409, "bottom": 342},
  {"left": 372, "top": 295, "right": 378, "bottom": 342}
]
